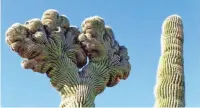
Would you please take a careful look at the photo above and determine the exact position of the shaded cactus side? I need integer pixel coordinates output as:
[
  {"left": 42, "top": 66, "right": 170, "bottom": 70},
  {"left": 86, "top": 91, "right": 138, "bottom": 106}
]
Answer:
[{"left": 154, "top": 15, "right": 185, "bottom": 107}]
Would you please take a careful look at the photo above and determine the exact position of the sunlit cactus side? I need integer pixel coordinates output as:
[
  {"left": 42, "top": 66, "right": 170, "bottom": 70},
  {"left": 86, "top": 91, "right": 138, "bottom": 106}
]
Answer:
[
  {"left": 5, "top": 9, "right": 131, "bottom": 108},
  {"left": 154, "top": 15, "right": 185, "bottom": 107}
]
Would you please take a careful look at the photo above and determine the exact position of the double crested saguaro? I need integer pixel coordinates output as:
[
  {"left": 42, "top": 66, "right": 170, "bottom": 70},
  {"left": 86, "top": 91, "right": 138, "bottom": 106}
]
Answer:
[
  {"left": 5, "top": 9, "right": 131, "bottom": 107},
  {"left": 154, "top": 15, "right": 185, "bottom": 107}
]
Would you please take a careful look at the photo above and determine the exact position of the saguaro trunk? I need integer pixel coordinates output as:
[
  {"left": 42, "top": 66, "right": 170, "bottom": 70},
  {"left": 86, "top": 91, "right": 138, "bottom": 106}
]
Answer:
[
  {"left": 59, "top": 84, "right": 96, "bottom": 107},
  {"left": 5, "top": 9, "right": 131, "bottom": 107},
  {"left": 154, "top": 15, "right": 185, "bottom": 107}
]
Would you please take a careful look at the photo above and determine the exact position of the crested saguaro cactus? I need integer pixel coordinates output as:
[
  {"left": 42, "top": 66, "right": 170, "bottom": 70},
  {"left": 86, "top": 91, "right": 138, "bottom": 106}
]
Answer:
[
  {"left": 154, "top": 15, "right": 185, "bottom": 107},
  {"left": 5, "top": 9, "right": 131, "bottom": 107}
]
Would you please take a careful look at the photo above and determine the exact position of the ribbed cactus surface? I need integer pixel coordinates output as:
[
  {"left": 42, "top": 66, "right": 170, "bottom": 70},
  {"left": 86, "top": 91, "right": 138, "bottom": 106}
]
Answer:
[
  {"left": 154, "top": 15, "right": 185, "bottom": 107},
  {"left": 5, "top": 9, "right": 131, "bottom": 108}
]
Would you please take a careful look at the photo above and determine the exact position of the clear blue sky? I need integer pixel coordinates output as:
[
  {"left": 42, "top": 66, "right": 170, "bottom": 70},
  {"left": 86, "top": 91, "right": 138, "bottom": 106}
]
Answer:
[{"left": 1, "top": 0, "right": 200, "bottom": 107}]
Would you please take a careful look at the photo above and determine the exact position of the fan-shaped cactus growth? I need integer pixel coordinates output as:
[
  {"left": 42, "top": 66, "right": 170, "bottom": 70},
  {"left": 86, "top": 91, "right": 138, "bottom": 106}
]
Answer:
[
  {"left": 5, "top": 9, "right": 131, "bottom": 107},
  {"left": 154, "top": 15, "right": 185, "bottom": 107}
]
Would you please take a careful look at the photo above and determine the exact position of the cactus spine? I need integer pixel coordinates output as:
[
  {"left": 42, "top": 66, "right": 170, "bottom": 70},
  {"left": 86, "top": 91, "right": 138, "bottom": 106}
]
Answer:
[{"left": 154, "top": 15, "right": 185, "bottom": 107}]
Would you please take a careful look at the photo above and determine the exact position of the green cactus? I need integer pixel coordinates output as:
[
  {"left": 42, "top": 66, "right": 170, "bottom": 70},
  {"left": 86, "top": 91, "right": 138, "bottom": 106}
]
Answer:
[
  {"left": 6, "top": 8, "right": 186, "bottom": 108},
  {"left": 5, "top": 9, "right": 131, "bottom": 107},
  {"left": 154, "top": 15, "right": 185, "bottom": 107}
]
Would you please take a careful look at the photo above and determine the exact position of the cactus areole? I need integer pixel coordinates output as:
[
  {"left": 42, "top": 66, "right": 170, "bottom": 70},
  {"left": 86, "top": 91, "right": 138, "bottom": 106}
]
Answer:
[{"left": 5, "top": 9, "right": 131, "bottom": 107}]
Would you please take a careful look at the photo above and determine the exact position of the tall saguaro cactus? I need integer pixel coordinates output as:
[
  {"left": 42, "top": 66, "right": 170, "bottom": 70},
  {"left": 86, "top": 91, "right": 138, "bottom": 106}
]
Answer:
[
  {"left": 5, "top": 9, "right": 131, "bottom": 107},
  {"left": 154, "top": 15, "right": 185, "bottom": 107}
]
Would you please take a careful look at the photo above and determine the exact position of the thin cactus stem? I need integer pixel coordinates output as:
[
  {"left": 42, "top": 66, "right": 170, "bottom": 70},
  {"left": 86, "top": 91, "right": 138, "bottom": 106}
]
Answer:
[{"left": 154, "top": 15, "right": 185, "bottom": 107}]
